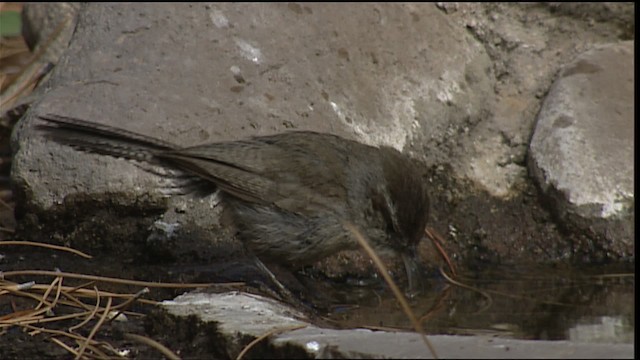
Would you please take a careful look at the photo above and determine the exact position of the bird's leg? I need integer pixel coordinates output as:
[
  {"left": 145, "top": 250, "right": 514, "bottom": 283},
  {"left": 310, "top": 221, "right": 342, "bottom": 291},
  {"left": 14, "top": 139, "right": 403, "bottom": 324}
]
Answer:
[{"left": 250, "top": 255, "right": 308, "bottom": 310}]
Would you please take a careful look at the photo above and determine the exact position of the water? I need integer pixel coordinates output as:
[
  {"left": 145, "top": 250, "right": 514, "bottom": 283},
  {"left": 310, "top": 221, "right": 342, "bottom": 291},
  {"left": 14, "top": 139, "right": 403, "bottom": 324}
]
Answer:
[{"left": 324, "top": 264, "right": 634, "bottom": 344}]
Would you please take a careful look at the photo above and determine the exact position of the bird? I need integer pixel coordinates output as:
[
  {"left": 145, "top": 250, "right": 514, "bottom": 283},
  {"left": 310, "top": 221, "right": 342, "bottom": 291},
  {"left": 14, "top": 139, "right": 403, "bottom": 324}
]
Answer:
[{"left": 36, "top": 113, "right": 431, "bottom": 291}]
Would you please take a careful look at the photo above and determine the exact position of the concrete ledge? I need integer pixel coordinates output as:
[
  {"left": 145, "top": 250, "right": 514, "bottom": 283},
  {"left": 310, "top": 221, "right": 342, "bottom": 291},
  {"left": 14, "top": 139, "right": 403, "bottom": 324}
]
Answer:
[{"left": 162, "top": 292, "right": 634, "bottom": 359}]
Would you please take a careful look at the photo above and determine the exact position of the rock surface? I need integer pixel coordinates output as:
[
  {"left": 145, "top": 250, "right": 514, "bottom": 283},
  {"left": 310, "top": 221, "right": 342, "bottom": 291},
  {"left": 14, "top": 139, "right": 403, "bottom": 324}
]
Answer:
[{"left": 529, "top": 41, "right": 634, "bottom": 259}]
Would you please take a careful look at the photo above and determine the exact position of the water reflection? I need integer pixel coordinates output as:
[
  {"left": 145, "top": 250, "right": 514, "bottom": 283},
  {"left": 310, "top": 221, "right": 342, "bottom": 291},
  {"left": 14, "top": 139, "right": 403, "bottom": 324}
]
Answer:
[
  {"left": 568, "top": 316, "right": 633, "bottom": 344},
  {"left": 322, "top": 264, "right": 634, "bottom": 344}
]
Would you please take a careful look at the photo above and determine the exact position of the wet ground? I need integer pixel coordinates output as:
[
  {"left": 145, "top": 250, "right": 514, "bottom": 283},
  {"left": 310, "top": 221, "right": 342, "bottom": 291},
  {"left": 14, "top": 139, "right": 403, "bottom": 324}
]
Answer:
[
  {"left": 323, "top": 264, "right": 634, "bottom": 344},
  {"left": 0, "top": 239, "right": 633, "bottom": 358}
]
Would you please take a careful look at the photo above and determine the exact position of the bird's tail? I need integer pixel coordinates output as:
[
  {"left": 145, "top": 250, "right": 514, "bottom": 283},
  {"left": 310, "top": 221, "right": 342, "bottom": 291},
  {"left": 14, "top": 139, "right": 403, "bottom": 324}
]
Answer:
[{"left": 36, "top": 113, "right": 178, "bottom": 163}]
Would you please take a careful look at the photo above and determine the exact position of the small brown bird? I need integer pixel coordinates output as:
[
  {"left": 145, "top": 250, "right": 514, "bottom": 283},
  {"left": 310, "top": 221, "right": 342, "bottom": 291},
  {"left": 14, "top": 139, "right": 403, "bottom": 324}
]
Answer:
[{"left": 37, "top": 113, "right": 430, "bottom": 289}]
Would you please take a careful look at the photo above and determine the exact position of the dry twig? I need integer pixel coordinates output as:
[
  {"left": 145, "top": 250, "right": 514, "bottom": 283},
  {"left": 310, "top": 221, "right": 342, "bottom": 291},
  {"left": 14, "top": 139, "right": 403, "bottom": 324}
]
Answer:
[
  {"left": 0, "top": 240, "right": 93, "bottom": 259},
  {"left": 124, "top": 333, "right": 181, "bottom": 360},
  {"left": 236, "top": 324, "right": 307, "bottom": 360},
  {"left": 345, "top": 222, "right": 439, "bottom": 359}
]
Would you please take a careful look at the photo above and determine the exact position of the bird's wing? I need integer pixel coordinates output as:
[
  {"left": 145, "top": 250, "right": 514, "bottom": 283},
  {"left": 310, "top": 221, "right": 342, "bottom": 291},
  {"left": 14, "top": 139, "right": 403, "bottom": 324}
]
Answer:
[{"left": 159, "top": 133, "right": 352, "bottom": 213}]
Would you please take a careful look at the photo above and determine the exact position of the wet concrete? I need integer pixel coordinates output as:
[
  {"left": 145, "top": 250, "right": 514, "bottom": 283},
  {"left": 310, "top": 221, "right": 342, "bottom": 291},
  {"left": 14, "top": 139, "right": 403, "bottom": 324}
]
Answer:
[{"left": 161, "top": 291, "right": 634, "bottom": 359}]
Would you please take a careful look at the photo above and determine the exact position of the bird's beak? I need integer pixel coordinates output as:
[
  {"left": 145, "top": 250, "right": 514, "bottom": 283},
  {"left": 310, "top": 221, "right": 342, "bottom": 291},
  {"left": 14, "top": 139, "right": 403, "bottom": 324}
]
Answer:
[{"left": 401, "top": 251, "right": 421, "bottom": 297}]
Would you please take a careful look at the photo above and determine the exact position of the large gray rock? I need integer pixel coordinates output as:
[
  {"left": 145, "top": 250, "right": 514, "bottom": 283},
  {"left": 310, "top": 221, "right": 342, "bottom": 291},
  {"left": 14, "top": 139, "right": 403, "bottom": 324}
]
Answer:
[{"left": 528, "top": 41, "right": 634, "bottom": 258}]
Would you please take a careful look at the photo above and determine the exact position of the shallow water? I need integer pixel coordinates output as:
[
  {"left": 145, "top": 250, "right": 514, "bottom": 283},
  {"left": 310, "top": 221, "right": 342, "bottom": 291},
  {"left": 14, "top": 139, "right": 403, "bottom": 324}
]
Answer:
[{"left": 324, "top": 264, "right": 634, "bottom": 344}]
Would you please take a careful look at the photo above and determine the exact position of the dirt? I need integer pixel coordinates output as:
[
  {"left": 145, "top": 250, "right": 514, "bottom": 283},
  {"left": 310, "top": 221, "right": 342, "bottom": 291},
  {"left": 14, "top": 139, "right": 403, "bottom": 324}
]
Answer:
[{"left": 0, "top": 242, "right": 319, "bottom": 359}]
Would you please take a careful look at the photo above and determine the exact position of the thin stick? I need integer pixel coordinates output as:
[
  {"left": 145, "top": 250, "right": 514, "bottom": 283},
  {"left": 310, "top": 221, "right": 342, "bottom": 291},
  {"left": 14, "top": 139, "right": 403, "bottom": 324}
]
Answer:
[
  {"left": 425, "top": 227, "right": 456, "bottom": 276},
  {"left": 0, "top": 280, "right": 35, "bottom": 292},
  {"left": 236, "top": 324, "right": 307, "bottom": 360},
  {"left": 0, "top": 226, "right": 14, "bottom": 233},
  {"left": 124, "top": 333, "right": 181, "bottom": 360},
  {"left": 2, "top": 310, "right": 93, "bottom": 327},
  {"left": 1, "top": 284, "right": 158, "bottom": 307},
  {"left": 60, "top": 288, "right": 97, "bottom": 311},
  {"left": 438, "top": 266, "right": 493, "bottom": 313},
  {"left": 24, "top": 323, "right": 104, "bottom": 345},
  {"left": 76, "top": 341, "right": 111, "bottom": 360},
  {"left": 0, "top": 197, "right": 13, "bottom": 211},
  {"left": 35, "top": 275, "right": 63, "bottom": 310},
  {"left": 0, "top": 16, "right": 68, "bottom": 108},
  {"left": 344, "top": 222, "right": 438, "bottom": 359},
  {"left": 0, "top": 308, "right": 38, "bottom": 321},
  {"left": 419, "top": 286, "right": 452, "bottom": 324},
  {"left": 75, "top": 290, "right": 112, "bottom": 359},
  {"left": 0, "top": 240, "right": 93, "bottom": 259},
  {"left": 29, "top": 324, "right": 115, "bottom": 359},
  {"left": 1, "top": 270, "right": 229, "bottom": 288},
  {"left": 438, "top": 267, "right": 575, "bottom": 308},
  {"left": 0, "top": 302, "right": 52, "bottom": 324},
  {"left": 69, "top": 286, "right": 101, "bottom": 332},
  {"left": 362, "top": 325, "right": 411, "bottom": 332},
  {"left": 107, "top": 287, "right": 149, "bottom": 323}
]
